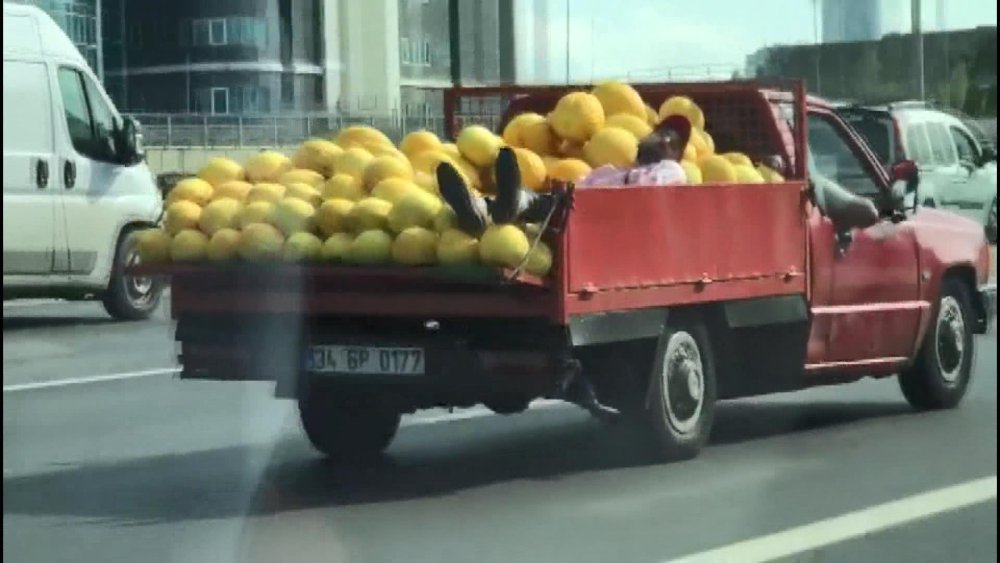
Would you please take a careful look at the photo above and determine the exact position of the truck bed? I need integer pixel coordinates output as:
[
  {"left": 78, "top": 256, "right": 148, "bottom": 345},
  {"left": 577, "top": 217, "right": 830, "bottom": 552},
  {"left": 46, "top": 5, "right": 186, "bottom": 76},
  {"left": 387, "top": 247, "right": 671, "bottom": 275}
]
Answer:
[{"left": 147, "top": 180, "right": 808, "bottom": 325}]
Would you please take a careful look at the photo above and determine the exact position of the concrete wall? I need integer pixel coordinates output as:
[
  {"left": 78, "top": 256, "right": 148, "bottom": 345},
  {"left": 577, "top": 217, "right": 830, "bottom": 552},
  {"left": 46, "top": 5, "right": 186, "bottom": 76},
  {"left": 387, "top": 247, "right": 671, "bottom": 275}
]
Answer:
[{"left": 145, "top": 146, "right": 296, "bottom": 176}]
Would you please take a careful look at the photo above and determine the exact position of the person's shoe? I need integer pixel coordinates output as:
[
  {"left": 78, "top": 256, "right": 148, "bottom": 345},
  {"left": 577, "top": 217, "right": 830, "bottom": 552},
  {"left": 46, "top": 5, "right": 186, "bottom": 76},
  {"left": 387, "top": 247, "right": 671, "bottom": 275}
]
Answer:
[
  {"left": 436, "top": 161, "right": 488, "bottom": 236},
  {"left": 491, "top": 147, "right": 522, "bottom": 224}
]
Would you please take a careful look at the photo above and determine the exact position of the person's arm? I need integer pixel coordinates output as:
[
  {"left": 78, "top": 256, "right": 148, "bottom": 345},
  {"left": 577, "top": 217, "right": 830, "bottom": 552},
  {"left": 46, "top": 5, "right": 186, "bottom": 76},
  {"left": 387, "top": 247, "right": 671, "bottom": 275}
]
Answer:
[{"left": 627, "top": 161, "right": 686, "bottom": 186}]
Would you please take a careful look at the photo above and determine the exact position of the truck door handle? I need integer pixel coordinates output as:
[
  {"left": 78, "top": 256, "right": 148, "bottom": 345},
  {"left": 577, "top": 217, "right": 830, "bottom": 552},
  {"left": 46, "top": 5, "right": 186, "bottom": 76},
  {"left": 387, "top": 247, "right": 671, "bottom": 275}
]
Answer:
[
  {"left": 34, "top": 159, "right": 49, "bottom": 189},
  {"left": 64, "top": 160, "right": 76, "bottom": 189}
]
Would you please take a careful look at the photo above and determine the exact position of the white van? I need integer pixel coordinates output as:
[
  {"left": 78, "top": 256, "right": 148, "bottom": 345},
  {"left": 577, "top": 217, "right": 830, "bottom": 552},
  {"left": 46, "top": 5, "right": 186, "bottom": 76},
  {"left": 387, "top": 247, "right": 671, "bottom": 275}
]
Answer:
[{"left": 3, "top": 3, "right": 164, "bottom": 319}]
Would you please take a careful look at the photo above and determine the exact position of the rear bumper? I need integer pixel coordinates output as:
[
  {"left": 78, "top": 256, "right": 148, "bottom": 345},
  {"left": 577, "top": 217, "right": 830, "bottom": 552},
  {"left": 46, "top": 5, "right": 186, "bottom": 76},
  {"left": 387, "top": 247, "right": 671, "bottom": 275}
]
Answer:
[{"left": 977, "top": 284, "right": 996, "bottom": 334}]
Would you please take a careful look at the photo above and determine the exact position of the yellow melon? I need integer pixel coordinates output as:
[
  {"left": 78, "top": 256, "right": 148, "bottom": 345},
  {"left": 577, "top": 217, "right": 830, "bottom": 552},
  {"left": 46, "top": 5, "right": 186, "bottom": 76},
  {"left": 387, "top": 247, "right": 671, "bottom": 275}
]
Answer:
[
  {"left": 391, "top": 226, "right": 438, "bottom": 266},
  {"left": 284, "top": 182, "right": 322, "bottom": 207},
  {"left": 315, "top": 198, "right": 355, "bottom": 236},
  {"left": 335, "top": 126, "right": 394, "bottom": 153},
  {"left": 457, "top": 125, "right": 503, "bottom": 167},
  {"left": 680, "top": 160, "right": 703, "bottom": 185},
  {"left": 387, "top": 191, "right": 443, "bottom": 233},
  {"left": 206, "top": 228, "right": 241, "bottom": 261},
  {"left": 605, "top": 113, "right": 653, "bottom": 140},
  {"left": 333, "top": 147, "right": 375, "bottom": 181},
  {"left": 547, "top": 158, "right": 592, "bottom": 183},
  {"left": 170, "top": 229, "right": 209, "bottom": 262},
  {"left": 321, "top": 173, "right": 364, "bottom": 201},
  {"left": 136, "top": 229, "right": 172, "bottom": 264},
  {"left": 413, "top": 171, "right": 438, "bottom": 195},
  {"left": 510, "top": 147, "right": 548, "bottom": 191},
  {"left": 346, "top": 197, "right": 393, "bottom": 232},
  {"left": 558, "top": 139, "right": 586, "bottom": 160},
  {"left": 371, "top": 177, "right": 420, "bottom": 205},
  {"left": 198, "top": 197, "right": 242, "bottom": 236},
  {"left": 549, "top": 91, "right": 605, "bottom": 143},
  {"left": 524, "top": 241, "right": 553, "bottom": 277},
  {"left": 363, "top": 155, "right": 414, "bottom": 190},
  {"left": 644, "top": 104, "right": 659, "bottom": 126},
  {"left": 237, "top": 223, "right": 284, "bottom": 262},
  {"left": 279, "top": 168, "right": 325, "bottom": 189},
  {"left": 238, "top": 201, "right": 274, "bottom": 229},
  {"left": 164, "top": 200, "right": 202, "bottom": 235},
  {"left": 270, "top": 197, "right": 316, "bottom": 236},
  {"left": 197, "top": 157, "right": 244, "bottom": 187},
  {"left": 320, "top": 232, "right": 354, "bottom": 262},
  {"left": 433, "top": 206, "right": 458, "bottom": 233},
  {"left": 658, "top": 96, "right": 706, "bottom": 130},
  {"left": 591, "top": 81, "right": 646, "bottom": 120},
  {"left": 584, "top": 127, "right": 639, "bottom": 168},
  {"left": 757, "top": 164, "right": 785, "bottom": 183},
  {"left": 684, "top": 144, "right": 698, "bottom": 162},
  {"left": 245, "top": 151, "right": 292, "bottom": 183},
  {"left": 436, "top": 228, "right": 479, "bottom": 264},
  {"left": 734, "top": 165, "right": 765, "bottom": 184},
  {"left": 700, "top": 155, "right": 737, "bottom": 184},
  {"left": 440, "top": 142, "right": 462, "bottom": 161},
  {"left": 167, "top": 177, "right": 213, "bottom": 206},
  {"left": 479, "top": 224, "right": 531, "bottom": 268},
  {"left": 503, "top": 113, "right": 558, "bottom": 155},
  {"left": 282, "top": 232, "right": 323, "bottom": 262},
  {"left": 246, "top": 182, "right": 286, "bottom": 204},
  {"left": 722, "top": 152, "right": 753, "bottom": 167},
  {"left": 399, "top": 130, "right": 442, "bottom": 158},
  {"left": 212, "top": 180, "right": 253, "bottom": 202},
  {"left": 291, "top": 138, "right": 343, "bottom": 176},
  {"left": 347, "top": 229, "right": 393, "bottom": 264}
]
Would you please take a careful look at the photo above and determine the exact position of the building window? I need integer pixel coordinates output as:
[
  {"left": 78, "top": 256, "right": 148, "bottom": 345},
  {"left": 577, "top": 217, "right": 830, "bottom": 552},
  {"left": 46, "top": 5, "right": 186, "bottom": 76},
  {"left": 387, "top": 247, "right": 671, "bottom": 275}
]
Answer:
[
  {"left": 227, "top": 18, "right": 267, "bottom": 48},
  {"left": 281, "top": 74, "right": 294, "bottom": 108},
  {"left": 211, "top": 87, "right": 229, "bottom": 115},
  {"left": 400, "top": 37, "right": 411, "bottom": 64},
  {"left": 192, "top": 18, "right": 228, "bottom": 46},
  {"left": 422, "top": 40, "right": 431, "bottom": 65}
]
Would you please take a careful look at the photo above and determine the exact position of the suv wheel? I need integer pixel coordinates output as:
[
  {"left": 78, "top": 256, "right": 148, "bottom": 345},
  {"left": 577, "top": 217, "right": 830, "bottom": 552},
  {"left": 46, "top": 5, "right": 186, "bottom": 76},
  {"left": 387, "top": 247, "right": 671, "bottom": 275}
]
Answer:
[{"left": 102, "top": 229, "right": 163, "bottom": 320}]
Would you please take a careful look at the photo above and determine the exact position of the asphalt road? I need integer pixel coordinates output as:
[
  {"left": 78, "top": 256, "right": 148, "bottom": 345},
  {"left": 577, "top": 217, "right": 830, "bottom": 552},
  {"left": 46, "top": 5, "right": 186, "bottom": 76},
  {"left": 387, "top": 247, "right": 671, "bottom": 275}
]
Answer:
[{"left": 3, "top": 296, "right": 997, "bottom": 563}]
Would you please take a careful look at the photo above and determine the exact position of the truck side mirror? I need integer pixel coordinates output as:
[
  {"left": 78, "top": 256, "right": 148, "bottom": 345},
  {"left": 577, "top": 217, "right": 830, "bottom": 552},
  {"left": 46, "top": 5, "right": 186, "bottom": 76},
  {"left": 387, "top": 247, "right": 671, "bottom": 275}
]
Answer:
[{"left": 980, "top": 146, "right": 997, "bottom": 165}]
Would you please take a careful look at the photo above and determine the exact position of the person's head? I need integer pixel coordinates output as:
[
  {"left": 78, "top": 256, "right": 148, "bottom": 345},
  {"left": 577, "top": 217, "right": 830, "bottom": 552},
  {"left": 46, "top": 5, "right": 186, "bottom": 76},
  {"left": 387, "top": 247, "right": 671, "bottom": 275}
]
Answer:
[{"left": 636, "top": 115, "right": 692, "bottom": 165}]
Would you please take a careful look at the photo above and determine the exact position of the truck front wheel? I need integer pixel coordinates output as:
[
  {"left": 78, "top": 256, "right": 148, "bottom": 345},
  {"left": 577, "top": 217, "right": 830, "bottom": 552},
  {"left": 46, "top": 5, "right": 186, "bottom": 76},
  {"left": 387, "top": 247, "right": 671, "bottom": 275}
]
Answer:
[
  {"left": 899, "top": 278, "right": 974, "bottom": 410},
  {"left": 297, "top": 388, "right": 401, "bottom": 460},
  {"left": 640, "top": 315, "right": 717, "bottom": 461}
]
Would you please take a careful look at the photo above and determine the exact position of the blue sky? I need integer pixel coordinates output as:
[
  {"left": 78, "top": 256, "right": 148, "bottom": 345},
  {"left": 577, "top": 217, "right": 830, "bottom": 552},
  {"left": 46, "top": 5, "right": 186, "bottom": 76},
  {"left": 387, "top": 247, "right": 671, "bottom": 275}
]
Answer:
[{"left": 547, "top": 0, "right": 998, "bottom": 82}]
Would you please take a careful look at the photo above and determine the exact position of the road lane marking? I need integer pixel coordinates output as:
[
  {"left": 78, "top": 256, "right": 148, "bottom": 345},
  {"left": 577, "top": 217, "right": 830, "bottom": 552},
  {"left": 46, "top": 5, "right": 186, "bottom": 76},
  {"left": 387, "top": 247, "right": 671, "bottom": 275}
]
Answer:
[
  {"left": 2, "top": 367, "right": 180, "bottom": 393},
  {"left": 668, "top": 475, "right": 997, "bottom": 563}
]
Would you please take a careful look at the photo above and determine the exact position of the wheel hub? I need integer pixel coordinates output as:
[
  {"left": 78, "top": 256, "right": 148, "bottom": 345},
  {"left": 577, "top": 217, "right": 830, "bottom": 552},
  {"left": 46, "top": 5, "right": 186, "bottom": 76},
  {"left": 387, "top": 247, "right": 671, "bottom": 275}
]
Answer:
[
  {"left": 661, "top": 331, "right": 705, "bottom": 435},
  {"left": 936, "top": 296, "right": 965, "bottom": 383},
  {"left": 125, "top": 247, "right": 154, "bottom": 305}
]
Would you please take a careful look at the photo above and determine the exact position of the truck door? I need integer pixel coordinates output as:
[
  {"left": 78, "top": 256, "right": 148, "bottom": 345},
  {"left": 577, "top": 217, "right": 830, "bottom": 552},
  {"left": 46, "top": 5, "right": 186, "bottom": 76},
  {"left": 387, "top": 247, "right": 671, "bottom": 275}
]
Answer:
[{"left": 806, "top": 113, "right": 924, "bottom": 365}]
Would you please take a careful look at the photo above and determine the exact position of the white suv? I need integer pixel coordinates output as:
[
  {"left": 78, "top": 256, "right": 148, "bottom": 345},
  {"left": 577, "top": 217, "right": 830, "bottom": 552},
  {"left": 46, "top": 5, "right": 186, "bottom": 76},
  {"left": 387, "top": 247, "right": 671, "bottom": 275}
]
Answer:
[
  {"left": 839, "top": 102, "right": 997, "bottom": 244},
  {"left": 3, "top": 4, "right": 164, "bottom": 319}
]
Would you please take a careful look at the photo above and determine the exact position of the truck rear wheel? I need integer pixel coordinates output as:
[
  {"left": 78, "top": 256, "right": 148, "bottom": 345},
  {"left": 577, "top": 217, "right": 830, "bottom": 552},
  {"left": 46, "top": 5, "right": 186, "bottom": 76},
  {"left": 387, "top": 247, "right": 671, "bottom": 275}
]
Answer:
[
  {"left": 639, "top": 315, "right": 717, "bottom": 461},
  {"left": 297, "top": 388, "right": 401, "bottom": 460},
  {"left": 899, "top": 278, "right": 974, "bottom": 410}
]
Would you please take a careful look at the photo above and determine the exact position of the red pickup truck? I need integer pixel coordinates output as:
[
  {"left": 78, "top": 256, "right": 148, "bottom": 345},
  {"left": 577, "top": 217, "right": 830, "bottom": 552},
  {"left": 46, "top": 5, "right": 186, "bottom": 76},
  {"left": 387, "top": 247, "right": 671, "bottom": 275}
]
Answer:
[{"left": 148, "top": 81, "right": 995, "bottom": 462}]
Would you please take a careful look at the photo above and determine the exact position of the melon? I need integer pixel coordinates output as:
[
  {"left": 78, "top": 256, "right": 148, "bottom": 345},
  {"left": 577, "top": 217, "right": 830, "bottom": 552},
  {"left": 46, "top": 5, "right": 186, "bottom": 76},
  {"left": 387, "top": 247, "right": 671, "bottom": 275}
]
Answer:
[
  {"left": 524, "top": 241, "right": 553, "bottom": 277},
  {"left": 644, "top": 105, "right": 659, "bottom": 126},
  {"left": 436, "top": 228, "right": 479, "bottom": 265},
  {"left": 284, "top": 182, "right": 323, "bottom": 207},
  {"left": 387, "top": 191, "right": 443, "bottom": 233},
  {"left": 246, "top": 183, "right": 286, "bottom": 204},
  {"left": 604, "top": 113, "right": 653, "bottom": 140},
  {"left": 734, "top": 165, "right": 765, "bottom": 184},
  {"left": 413, "top": 171, "right": 438, "bottom": 195},
  {"left": 197, "top": 157, "right": 244, "bottom": 187},
  {"left": 479, "top": 224, "right": 531, "bottom": 268},
  {"left": 136, "top": 229, "right": 172, "bottom": 264},
  {"left": 164, "top": 200, "right": 202, "bottom": 235},
  {"left": 245, "top": 151, "right": 292, "bottom": 183},
  {"left": 206, "top": 228, "right": 241, "bottom": 261},
  {"left": 170, "top": 229, "right": 209, "bottom": 262},
  {"left": 320, "top": 232, "right": 354, "bottom": 262},
  {"left": 282, "top": 232, "right": 323, "bottom": 262},
  {"left": 391, "top": 226, "right": 438, "bottom": 266},
  {"left": 167, "top": 177, "right": 213, "bottom": 206},
  {"left": 212, "top": 180, "right": 253, "bottom": 202},
  {"left": 680, "top": 160, "right": 703, "bottom": 185},
  {"left": 315, "top": 198, "right": 355, "bottom": 236},
  {"left": 591, "top": 81, "right": 646, "bottom": 120},
  {"left": 270, "top": 197, "right": 316, "bottom": 236},
  {"left": 363, "top": 155, "right": 414, "bottom": 190},
  {"left": 237, "top": 223, "right": 284, "bottom": 262},
  {"left": 583, "top": 127, "right": 639, "bottom": 168},
  {"left": 700, "top": 155, "right": 737, "bottom": 183},
  {"left": 333, "top": 147, "right": 375, "bottom": 182},
  {"left": 549, "top": 91, "right": 605, "bottom": 143},
  {"left": 457, "top": 125, "right": 503, "bottom": 167},
  {"left": 346, "top": 197, "right": 393, "bottom": 232},
  {"left": 291, "top": 138, "right": 343, "bottom": 176},
  {"left": 279, "top": 168, "right": 325, "bottom": 189},
  {"left": 399, "top": 130, "right": 442, "bottom": 158},
  {"left": 506, "top": 148, "right": 548, "bottom": 191},
  {"left": 433, "top": 205, "right": 458, "bottom": 233},
  {"left": 334, "top": 126, "right": 393, "bottom": 153},
  {"left": 757, "top": 164, "right": 785, "bottom": 183},
  {"left": 347, "top": 229, "right": 393, "bottom": 264},
  {"left": 371, "top": 177, "right": 420, "bottom": 205},
  {"left": 722, "top": 152, "right": 753, "bottom": 167},
  {"left": 658, "top": 96, "right": 706, "bottom": 130},
  {"left": 321, "top": 173, "right": 365, "bottom": 201},
  {"left": 198, "top": 197, "right": 242, "bottom": 236},
  {"left": 547, "top": 158, "right": 592, "bottom": 183},
  {"left": 238, "top": 200, "right": 275, "bottom": 229}
]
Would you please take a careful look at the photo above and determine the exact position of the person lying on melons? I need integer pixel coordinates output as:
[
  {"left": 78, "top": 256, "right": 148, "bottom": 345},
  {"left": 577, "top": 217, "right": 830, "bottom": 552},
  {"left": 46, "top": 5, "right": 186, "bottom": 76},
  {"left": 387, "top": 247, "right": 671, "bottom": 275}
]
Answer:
[{"left": 436, "top": 115, "right": 693, "bottom": 237}]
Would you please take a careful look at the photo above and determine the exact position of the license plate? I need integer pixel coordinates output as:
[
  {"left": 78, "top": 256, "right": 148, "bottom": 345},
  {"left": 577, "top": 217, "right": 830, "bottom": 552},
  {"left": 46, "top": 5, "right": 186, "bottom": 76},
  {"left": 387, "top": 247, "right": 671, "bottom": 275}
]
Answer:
[{"left": 306, "top": 345, "right": 425, "bottom": 375}]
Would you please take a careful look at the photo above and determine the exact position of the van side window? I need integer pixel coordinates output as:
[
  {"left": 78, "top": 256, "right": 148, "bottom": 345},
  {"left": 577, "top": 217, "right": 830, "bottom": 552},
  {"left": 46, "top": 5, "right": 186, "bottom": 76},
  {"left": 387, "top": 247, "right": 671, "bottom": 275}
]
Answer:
[
  {"left": 904, "top": 123, "right": 933, "bottom": 166},
  {"left": 57, "top": 67, "right": 116, "bottom": 162},
  {"left": 926, "top": 121, "right": 957, "bottom": 166},
  {"left": 950, "top": 126, "right": 980, "bottom": 165}
]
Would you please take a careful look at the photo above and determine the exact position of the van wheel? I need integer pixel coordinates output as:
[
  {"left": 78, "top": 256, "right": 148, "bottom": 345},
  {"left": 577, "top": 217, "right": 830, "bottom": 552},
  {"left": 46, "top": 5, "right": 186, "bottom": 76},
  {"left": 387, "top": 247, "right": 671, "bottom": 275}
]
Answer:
[
  {"left": 298, "top": 388, "right": 400, "bottom": 460},
  {"left": 638, "top": 315, "right": 717, "bottom": 461},
  {"left": 899, "top": 278, "right": 974, "bottom": 410},
  {"left": 102, "top": 229, "right": 163, "bottom": 321}
]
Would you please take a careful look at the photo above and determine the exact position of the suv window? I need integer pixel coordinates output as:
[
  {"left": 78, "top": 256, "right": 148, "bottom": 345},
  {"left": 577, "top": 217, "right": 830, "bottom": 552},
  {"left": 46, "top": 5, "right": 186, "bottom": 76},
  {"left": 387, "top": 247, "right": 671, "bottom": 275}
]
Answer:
[
  {"left": 56, "top": 67, "right": 117, "bottom": 162},
  {"left": 807, "top": 114, "right": 881, "bottom": 198},
  {"left": 926, "top": 121, "right": 957, "bottom": 166},
  {"left": 904, "top": 122, "right": 933, "bottom": 166},
  {"left": 950, "top": 126, "right": 980, "bottom": 165}
]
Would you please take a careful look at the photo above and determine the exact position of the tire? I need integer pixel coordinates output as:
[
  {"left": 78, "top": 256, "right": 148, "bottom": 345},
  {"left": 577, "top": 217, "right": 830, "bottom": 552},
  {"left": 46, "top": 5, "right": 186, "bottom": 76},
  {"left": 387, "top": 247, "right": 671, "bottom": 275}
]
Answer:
[
  {"left": 986, "top": 198, "right": 997, "bottom": 245},
  {"left": 102, "top": 228, "right": 163, "bottom": 321},
  {"left": 637, "top": 315, "right": 717, "bottom": 461},
  {"left": 899, "top": 278, "right": 975, "bottom": 410},
  {"left": 298, "top": 387, "right": 400, "bottom": 460}
]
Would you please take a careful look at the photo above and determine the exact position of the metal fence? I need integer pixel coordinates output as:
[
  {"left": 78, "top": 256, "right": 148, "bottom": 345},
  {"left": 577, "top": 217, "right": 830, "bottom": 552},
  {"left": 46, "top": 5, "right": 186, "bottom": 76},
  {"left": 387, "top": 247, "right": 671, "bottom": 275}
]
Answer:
[{"left": 134, "top": 113, "right": 451, "bottom": 148}]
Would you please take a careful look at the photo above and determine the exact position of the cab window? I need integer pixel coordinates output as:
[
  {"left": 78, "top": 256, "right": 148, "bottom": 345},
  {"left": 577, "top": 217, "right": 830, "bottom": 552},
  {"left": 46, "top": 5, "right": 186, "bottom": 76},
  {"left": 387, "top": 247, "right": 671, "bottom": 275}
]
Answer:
[
  {"left": 57, "top": 67, "right": 117, "bottom": 162},
  {"left": 807, "top": 114, "right": 881, "bottom": 199},
  {"left": 926, "top": 121, "right": 957, "bottom": 166},
  {"left": 950, "top": 126, "right": 980, "bottom": 165},
  {"left": 904, "top": 123, "right": 934, "bottom": 166}
]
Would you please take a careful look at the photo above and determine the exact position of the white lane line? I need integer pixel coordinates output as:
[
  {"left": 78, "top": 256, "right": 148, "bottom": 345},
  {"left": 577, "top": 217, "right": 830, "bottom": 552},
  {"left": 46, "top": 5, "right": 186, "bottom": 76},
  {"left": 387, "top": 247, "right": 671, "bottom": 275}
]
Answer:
[
  {"left": 2, "top": 299, "right": 64, "bottom": 309},
  {"left": 3, "top": 367, "right": 180, "bottom": 393},
  {"left": 668, "top": 475, "right": 998, "bottom": 563}
]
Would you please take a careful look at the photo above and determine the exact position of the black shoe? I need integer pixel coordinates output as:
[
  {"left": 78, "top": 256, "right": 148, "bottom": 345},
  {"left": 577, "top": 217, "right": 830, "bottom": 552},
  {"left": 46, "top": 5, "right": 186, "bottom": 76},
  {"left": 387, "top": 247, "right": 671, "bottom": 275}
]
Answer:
[
  {"left": 491, "top": 147, "right": 522, "bottom": 224},
  {"left": 436, "top": 161, "right": 488, "bottom": 236}
]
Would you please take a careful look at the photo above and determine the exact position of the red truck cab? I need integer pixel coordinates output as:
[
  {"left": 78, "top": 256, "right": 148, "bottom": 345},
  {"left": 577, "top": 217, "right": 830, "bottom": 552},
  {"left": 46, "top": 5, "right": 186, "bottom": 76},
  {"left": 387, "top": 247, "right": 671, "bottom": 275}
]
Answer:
[{"left": 152, "top": 81, "right": 995, "bottom": 463}]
